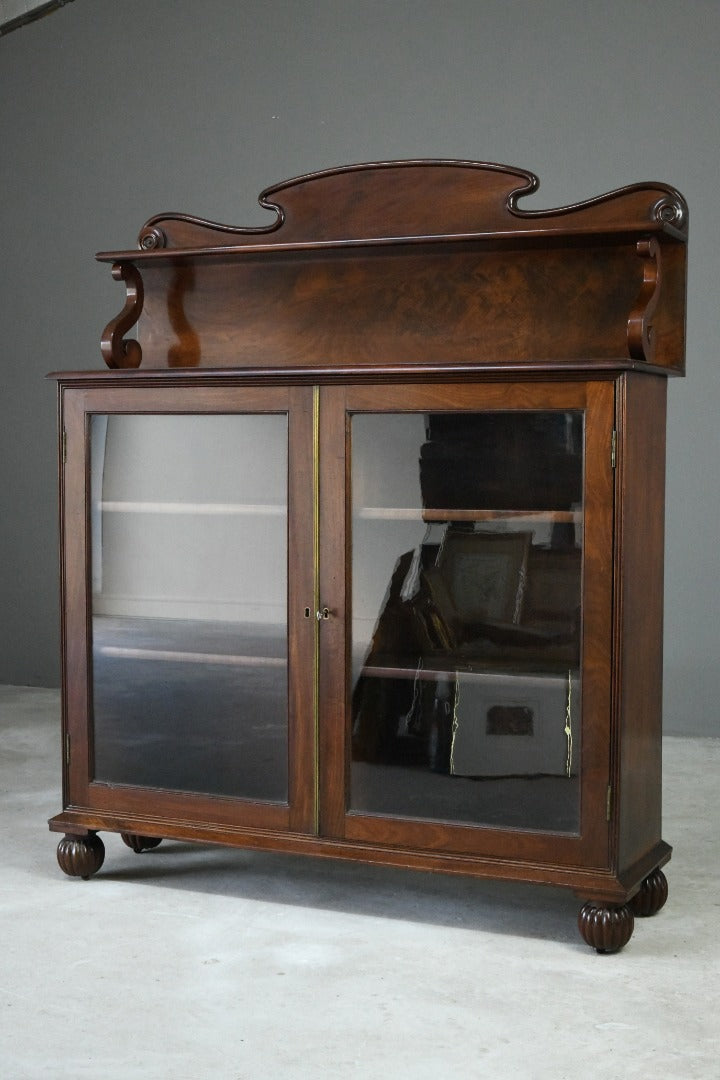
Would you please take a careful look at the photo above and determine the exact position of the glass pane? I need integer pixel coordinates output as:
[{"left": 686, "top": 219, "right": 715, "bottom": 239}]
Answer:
[
  {"left": 350, "top": 411, "right": 583, "bottom": 832},
  {"left": 90, "top": 413, "right": 288, "bottom": 801}
]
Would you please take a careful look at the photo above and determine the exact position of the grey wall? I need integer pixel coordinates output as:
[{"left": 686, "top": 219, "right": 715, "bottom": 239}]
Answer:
[{"left": 1, "top": 0, "right": 718, "bottom": 734}]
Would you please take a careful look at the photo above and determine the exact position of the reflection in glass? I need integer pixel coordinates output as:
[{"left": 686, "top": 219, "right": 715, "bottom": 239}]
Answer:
[
  {"left": 90, "top": 414, "right": 288, "bottom": 800},
  {"left": 351, "top": 411, "right": 583, "bottom": 832}
]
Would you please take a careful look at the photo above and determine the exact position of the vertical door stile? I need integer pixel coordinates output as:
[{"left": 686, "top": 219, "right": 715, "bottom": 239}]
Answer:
[
  {"left": 313, "top": 385, "right": 321, "bottom": 832},
  {"left": 317, "top": 385, "right": 350, "bottom": 838},
  {"left": 288, "top": 385, "right": 320, "bottom": 833},
  {"left": 580, "top": 379, "right": 616, "bottom": 864},
  {"left": 61, "top": 387, "right": 94, "bottom": 809}
]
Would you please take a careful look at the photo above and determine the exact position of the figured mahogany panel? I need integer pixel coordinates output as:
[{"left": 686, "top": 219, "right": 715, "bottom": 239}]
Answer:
[
  {"left": 126, "top": 160, "right": 687, "bottom": 252},
  {"left": 96, "top": 161, "right": 687, "bottom": 376},
  {"left": 133, "top": 243, "right": 683, "bottom": 372}
]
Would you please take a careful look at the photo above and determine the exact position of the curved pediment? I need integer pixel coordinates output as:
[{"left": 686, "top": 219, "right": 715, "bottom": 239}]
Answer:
[{"left": 130, "top": 160, "right": 687, "bottom": 254}]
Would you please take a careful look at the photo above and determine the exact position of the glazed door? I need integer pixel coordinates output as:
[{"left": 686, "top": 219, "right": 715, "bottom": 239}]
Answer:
[
  {"left": 61, "top": 384, "right": 315, "bottom": 834},
  {"left": 319, "top": 381, "right": 614, "bottom": 868}
]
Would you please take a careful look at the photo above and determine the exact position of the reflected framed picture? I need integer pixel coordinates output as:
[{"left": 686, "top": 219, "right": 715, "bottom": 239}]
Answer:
[{"left": 437, "top": 529, "right": 531, "bottom": 624}]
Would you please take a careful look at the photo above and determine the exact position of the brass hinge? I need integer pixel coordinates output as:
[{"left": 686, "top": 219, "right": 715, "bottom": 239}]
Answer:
[
  {"left": 610, "top": 429, "right": 617, "bottom": 469},
  {"left": 65, "top": 733, "right": 71, "bottom": 767},
  {"left": 606, "top": 784, "right": 613, "bottom": 821}
]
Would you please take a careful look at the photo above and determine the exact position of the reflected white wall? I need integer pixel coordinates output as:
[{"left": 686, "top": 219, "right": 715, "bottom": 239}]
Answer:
[{"left": 92, "top": 414, "right": 287, "bottom": 625}]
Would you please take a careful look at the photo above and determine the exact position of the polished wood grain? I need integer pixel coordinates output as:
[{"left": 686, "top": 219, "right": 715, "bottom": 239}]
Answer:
[
  {"left": 629, "top": 867, "right": 669, "bottom": 917},
  {"left": 627, "top": 238, "right": 662, "bottom": 363},
  {"left": 50, "top": 161, "right": 687, "bottom": 951},
  {"left": 56, "top": 833, "right": 105, "bottom": 879},
  {"left": 613, "top": 373, "right": 668, "bottom": 876},
  {"left": 49, "top": 808, "right": 634, "bottom": 902},
  {"left": 127, "top": 244, "right": 684, "bottom": 374},
  {"left": 100, "top": 262, "right": 144, "bottom": 369},
  {"left": 287, "top": 387, "right": 318, "bottom": 834},
  {"left": 95, "top": 161, "right": 687, "bottom": 376},
  {"left": 318, "top": 384, "right": 349, "bottom": 839},
  {"left": 120, "top": 833, "right": 162, "bottom": 853},
  {"left": 120, "top": 160, "right": 687, "bottom": 253},
  {"left": 578, "top": 901, "right": 635, "bottom": 953}
]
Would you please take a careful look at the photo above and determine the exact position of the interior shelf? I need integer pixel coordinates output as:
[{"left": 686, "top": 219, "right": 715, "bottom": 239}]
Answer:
[
  {"left": 96, "top": 644, "right": 286, "bottom": 668},
  {"left": 98, "top": 500, "right": 287, "bottom": 516},
  {"left": 355, "top": 507, "right": 581, "bottom": 523},
  {"left": 359, "top": 660, "right": 577, "bottom": 681}
]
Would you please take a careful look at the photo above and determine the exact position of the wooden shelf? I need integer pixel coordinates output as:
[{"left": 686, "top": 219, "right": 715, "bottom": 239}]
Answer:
[
  {"left": 97, "top": 645, "right": 286, "bottom": 668},
  {"left": 355, "top": 507, "right": 581, "bottom": 523},
  {"left": 98, "top": 500, "right": 286, "bottom": 516}
]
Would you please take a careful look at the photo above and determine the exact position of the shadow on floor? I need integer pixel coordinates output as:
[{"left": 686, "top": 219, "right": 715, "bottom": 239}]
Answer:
[{"left": 94, "top": 837, "right": 584, "bottom": 947}]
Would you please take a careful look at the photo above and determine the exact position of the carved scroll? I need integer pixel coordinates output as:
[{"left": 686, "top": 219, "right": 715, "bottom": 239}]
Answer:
[
  {"left": 652, "top": 194, "right": 687, "bottom": 231},
  {"left": 627, "top": 238, "right": 662, "bottom": 363},
  {"left": 100, "top": 262, "right": 144, "bottom": 369}
]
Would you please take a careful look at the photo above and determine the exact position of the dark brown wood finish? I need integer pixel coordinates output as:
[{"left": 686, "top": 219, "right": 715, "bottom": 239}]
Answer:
[
  {"left": 134, "top": 245, "right": 682, "bottom": 374},
  {"left": 50, "top": 160, "right": 687, "bottom": 951},
  {"left": 578, "top": 901, "right": 634, "bottom": 954},
  {"left": 613, "top": 373, "right": 668, "bottom": 875},
  {"left": 286, "top": 387, "right": 318, "bottom": 835},
  {"left": 100, "top": 263, "right": 144, "bottom": 369},
  {"left": 120, "top": 833, "right": 162, "bottom": 853},
  {"left": 318, "top": 384, "right": 349, "bottom": 840},
  {"left": 56, "top": 833, "right": 105, "bottom": 879},
  {"left": 100, "top": 241, "right": 687, "bottom": 376},
  {"left": 629, "top": 867, "right": 669, "bottom": 916},
  {"left": 96, "top": 161, "right": 687, "bottom": 377},
  {"left": 122, "top": 160, "right": 687, "bottom": 251},
  {"left": 48, "top": 806, "right": 633, "bottom": 900}
]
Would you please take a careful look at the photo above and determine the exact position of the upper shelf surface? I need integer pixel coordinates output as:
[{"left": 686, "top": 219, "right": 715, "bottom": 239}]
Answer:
[{"left": 96, "top": 160, "right": 688, "bottom": 261}]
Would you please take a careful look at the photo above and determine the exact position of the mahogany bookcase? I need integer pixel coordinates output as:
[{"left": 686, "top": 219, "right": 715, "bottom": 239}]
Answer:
[{"left": 49, "top": 160, "right": 688, "bottom": 952}]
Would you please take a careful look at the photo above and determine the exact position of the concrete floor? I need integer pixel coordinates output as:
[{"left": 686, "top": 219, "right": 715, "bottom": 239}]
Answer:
[{"left": 1, "top": 685, "right": 718, "bottom": 1079}]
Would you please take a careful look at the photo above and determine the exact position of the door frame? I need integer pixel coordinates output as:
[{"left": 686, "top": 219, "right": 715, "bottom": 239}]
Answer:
[
  {"left": 60, "top": 381, "right": 317, "bottom": 834},
  {"left": 318, "top": 379, "right": 615, "bottom": 869}
]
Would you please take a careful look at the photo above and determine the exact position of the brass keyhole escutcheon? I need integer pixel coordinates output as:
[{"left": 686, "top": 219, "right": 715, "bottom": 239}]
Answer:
[{"left": 304, "top": 606, "right": 330, "bottom": 620}]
